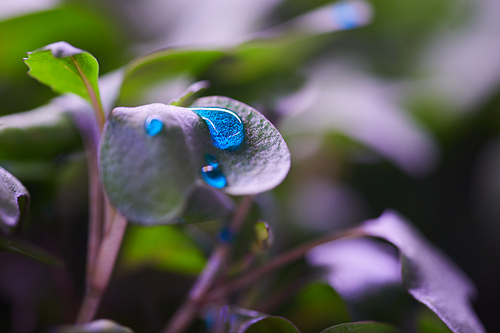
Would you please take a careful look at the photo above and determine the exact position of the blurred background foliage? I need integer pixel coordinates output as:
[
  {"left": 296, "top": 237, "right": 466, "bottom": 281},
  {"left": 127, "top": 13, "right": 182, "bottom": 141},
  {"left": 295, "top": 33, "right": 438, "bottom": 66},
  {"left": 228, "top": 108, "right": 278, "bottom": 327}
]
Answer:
[{"left": 0, "top": 0, "right": 499, "bottom": 332}]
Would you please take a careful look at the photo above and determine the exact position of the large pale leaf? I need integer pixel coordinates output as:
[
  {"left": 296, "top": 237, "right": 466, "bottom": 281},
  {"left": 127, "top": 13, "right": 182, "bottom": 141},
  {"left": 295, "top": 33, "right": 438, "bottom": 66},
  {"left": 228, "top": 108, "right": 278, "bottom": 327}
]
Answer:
[
  {"left": 24, "top": 41, "right": 102, "bottom": 108},
  {"left": 190, "top": 96, "right": 291, "bottom": 195},
  {"left": 361, "top": 210, "right": 485, "bottom": 333},
  {"left": 99, "top": 104, "right": 199, "bottom": 224},
  {"left": 0, "top": 103, "right": 80, "bottom": 160},
  {"left": 320, "top": 321, "right": 397, "bottom": 333},
  {"left": 100, "top": 98, "right": 290, "bottom": 224},
  {"left": 0, "top": 166, "right": 29, "bottom": 233}
]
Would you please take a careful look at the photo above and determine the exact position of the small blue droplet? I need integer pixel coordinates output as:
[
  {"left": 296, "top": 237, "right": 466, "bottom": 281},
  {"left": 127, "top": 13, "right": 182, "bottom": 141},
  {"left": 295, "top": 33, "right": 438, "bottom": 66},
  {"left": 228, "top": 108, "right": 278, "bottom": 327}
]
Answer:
[
  {"left": 332, "top": 2, "right": 359, "bottom": 30},
  {"left": 189, "top": 107, "right": 244, "bottom": 150},
  {"left": 144, "top": 115, "right": 163, "bottom": 136},
  {"left": 218, "top": 228, "right": 233, "bottom": 243},
  {"left": 201, "top": 164, "right": 227, "bottom": 188}
]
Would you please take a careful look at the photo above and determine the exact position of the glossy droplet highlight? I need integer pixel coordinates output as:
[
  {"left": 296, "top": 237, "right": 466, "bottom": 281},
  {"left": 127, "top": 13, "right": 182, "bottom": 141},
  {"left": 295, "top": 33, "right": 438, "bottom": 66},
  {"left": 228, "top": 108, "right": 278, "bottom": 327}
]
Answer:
[
  {"left": 189, "top": 107, "right": 244, "bottom": 150},
  {"left": 144, "top": 115, "right": 163, "bottom": 136},
  {"left": 201, "top": 154, "right": 227, "bottom": 188}
]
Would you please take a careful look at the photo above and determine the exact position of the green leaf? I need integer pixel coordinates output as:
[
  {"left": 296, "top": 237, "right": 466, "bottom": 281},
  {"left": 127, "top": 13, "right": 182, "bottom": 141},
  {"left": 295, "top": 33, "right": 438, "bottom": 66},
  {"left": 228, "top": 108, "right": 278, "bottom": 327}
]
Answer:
[
  {"left": 320, "top": 321, "right": 398, "bottom": 333},
  {"left": 0, "top": 102, "right": 80, "bottom": 160},
  {"left": 99, "top": 104, "right": 199, "bottom": 225},
  {"left": 190, "top": 96, "right": 291, "bottom": 196},
  {"left": 120, "top": 224, "right": 206, "bottom": 275},
  {"left": 229, "top": 308, "right": 300, "bottom": 333},
  {"left": 55, "top": 319, "right": 134, "bottom": 333},
  {"left": 169, "top": 80, "right": 210, "bottom": 107},
  {"left": 0, "top": 235, "right": 62, "bottom": 266},
  {"left": 119, "top": 48, "right": 224, "bottom": 106},
  {"left": 24, "top": 41, "right": 103, "bottom": 117},
  {"left": 100, "top": 97, "right": 290, "bottom": 224},
  {"left": 361, "top": 210, "right": 486, "bottom": 333},
  {"left": 279, "top": 282, "right": 350, "bottom": 333},
  {"left": 0, "top": 166, "right": 29, "bottom": 233}
]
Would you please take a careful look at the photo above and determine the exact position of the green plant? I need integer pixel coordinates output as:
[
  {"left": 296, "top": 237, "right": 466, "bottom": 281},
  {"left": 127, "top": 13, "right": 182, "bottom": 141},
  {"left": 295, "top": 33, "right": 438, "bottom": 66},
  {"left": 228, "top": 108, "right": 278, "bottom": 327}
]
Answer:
[{"left": 0, "top": 1, "right": 493, "bottom": 332}]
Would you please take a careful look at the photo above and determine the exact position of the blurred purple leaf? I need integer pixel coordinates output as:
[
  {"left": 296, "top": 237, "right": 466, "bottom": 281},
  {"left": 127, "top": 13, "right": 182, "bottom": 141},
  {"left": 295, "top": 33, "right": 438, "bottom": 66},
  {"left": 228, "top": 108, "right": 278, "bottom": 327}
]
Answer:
[
  {"left": 0, "top": 167, "right": 29, "bottom": 234},
  {"left": 320, "top": 321, "right": 397, "bottom": 333},
  {"left": 361, "top": 210, "right": 486, "bottom": 333}
]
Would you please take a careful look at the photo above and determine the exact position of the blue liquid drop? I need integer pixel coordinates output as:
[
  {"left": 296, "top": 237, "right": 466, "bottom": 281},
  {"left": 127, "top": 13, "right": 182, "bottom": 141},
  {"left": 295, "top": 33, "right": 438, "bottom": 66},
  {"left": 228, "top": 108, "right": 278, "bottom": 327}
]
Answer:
[
  {"left": 218, "top": 228, "right": 233, "bottom": 243},
  {"left": 332, "top": 2, "right": 359, "bottom": 30},
  {"left": 144, "top": 115, "right": 163, "bottom": 136},
  {"left": 189, "top": 107, "right": 244, "bottom": 150},
  {"left": 201, "top": 154, "right": 227, "bottom": 188}
]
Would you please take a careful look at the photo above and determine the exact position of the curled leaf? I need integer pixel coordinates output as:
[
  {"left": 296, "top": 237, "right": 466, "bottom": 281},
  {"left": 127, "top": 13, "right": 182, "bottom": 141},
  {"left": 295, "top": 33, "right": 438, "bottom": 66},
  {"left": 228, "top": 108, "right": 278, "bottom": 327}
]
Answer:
[
  {"left": 361, "top": 210, "right": 486, "bottom": 333},
  {"left": 320, "top": 321, "right": 397, "bottom": 333},
  {"left": 228, "top": 307, "right": 300, "bottom": 333},
  {"left": 0, "top": 167, "right": 30, "bottom": 234},
  {"left": 190, "top": 96, "right": 291, "bottom": 195}
]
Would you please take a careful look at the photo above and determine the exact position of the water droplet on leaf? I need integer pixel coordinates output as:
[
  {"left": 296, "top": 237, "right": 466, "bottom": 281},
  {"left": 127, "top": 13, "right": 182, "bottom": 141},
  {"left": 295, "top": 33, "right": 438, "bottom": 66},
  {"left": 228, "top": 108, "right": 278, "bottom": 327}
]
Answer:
[
  {"left": 201, "top": 154, "right": 227, "bottom": 188},
  {"left": 144, "top": 115, "right": 163, "bottom": 136},
  {"left": 189, "top": 107, "right": 244, "bottom": 150}
]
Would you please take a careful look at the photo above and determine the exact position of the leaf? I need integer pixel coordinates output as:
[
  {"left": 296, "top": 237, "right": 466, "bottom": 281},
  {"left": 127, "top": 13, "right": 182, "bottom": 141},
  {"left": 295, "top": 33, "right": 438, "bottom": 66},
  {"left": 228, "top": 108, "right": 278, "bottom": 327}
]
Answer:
[
  {"left": 119, "top": 48, "right": 224, "bottom": 106},
  {"left": 100, "top": 97, "right": 290, "bottom": 224},
  {"left": 320, "top": 321, "right": 397, "bottom": 333},
  {"left": 361, "top": 210, "right": 486, "bottom": 333},
  {"left": 0, "top": 102, "right": 80, "bottom": 160},
  {"left": 190, "top": 96, "right": 291, "bottom": 195},
  {"left": 279, "top": 282, "right": 351, "bottom": 333},
  {"left": 169, "top": 80, "right": 210, "bottom": 107},
  {"left": 120, "top": 224, "right": 206, "bottom": 275},
  {"left": 24, "top": 41, "right": 103, "bottom": 116},
  {"left": 177, "top": 185, "right": 235, "bottom": 224},
  {"left": 99, "top": 104, "right": 200, "bottom": 225},
  {"left": 55, "top": 319, "right": 134, "bottom": 333},
  {"left": 228, "top": 308, "right": 300, "bottom": 333},
  {"left": 0, "top": 166, "right": 29, "bottom": 233},
  {"left": 0, "top": 235, "right": 62, "bottom": 266}
]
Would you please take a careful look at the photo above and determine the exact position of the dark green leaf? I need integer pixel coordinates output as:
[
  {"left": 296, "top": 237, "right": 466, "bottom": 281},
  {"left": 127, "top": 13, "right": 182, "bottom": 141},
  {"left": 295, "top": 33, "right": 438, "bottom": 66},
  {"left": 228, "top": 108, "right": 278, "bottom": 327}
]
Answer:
[
  {"left": 190, "top": 96, "right": 291, "bottom": 195},
  {"left": 0, "top": 235, "right": 62, "bottom": 266},
  {"left": 0, "top": 166, "right": 29, "bottom": 233},
  {"left": 361, "top": 210, "right": 486, "bottom": 333},
  {"left": 229, "top": 308, "right": 300, "bottom": 333},
  {"left": 99, "top": 104, "right": 199, "bottom": 225},
  {"left": 55, "top": 319, "right": 134, "bottom": 333},
  {"left": 120, "top": 49, "right": 224, "bottom": 106},
  {"left": 169, "top": 80, "right": 210, "bottom": 107},
  {"left": 320, "top": 321, "right": 397, "bottom": 333},
  {"left": 24, "top": 41, "right": 102, "bottom": 109},
  {"left": 120, "top": 224, "right": 206, "bottom": 275},
  {"left": 0, "top": 102, "right": 80, "bottom": 160},
  {"left": 279, "top": 282, "right": 350, "bottom": 332}
]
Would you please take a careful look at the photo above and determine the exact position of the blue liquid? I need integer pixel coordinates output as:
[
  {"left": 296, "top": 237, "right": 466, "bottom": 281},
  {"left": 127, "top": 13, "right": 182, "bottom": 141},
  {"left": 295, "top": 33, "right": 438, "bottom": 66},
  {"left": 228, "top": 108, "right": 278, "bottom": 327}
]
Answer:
[
  {"left": 332, "top": 2, "right": 359, "bottom": 30},
  {"left": 201, "top": 154, "right": 227, "bottom": 188},
  {"left": 189, "top": 107, "right": 244, "bottom": 150},
  {"left": 144, "top": 115, "right": 163, "bottom": 136}
]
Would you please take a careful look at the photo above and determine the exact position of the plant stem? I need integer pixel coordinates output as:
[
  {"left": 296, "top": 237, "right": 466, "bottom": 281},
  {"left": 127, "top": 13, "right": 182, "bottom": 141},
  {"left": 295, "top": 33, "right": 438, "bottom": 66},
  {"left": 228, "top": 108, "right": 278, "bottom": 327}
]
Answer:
[
  {"left": 76, "top": 210, "right": 127, "bottom": 324},
  {"left": 162, "top": 195, "right": 254, "bottom": 333},
  {"left": 205, "top": 227, "right": 366, "bottom": 303}
]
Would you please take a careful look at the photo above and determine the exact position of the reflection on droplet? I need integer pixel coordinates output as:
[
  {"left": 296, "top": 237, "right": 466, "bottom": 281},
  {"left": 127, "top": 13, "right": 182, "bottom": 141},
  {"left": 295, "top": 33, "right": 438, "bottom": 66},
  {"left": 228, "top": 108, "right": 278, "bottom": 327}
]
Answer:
[
  {"left": 189, "top": 107, "right": 244, "bottom": 150},
  {"left": 201, "top": 154, "right": 227, "bottom": 188},
  {"left": 144, "top": 115, "right": 163, "bottom": 136}
]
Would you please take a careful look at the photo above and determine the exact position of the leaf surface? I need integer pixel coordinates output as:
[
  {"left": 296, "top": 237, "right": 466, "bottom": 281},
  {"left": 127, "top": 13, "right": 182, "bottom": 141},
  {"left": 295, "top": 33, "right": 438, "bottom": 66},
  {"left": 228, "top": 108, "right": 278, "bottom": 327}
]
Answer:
[
  {"left": 361, "top": 210, "right": 486, "bottom": 333},
  {"left": 56, "top": 319, "right": 134, "bottom": 333},
  {"left": 0, "top": 167, "right": 29, "bottom": 233},
  {"left": 24, "top": 41, "right": 101, "bottom": 108},
  {"left": 0, "top": 235, "right": 62, "bottom": 266},
  {"left": 190, "top": 96, "right": 291, "bottom": 195},
  {"left": 228, "top": 308, "right": 300, "bottom": 333},
  {"left": 320, "top": 321, "right": 397, "bottom": 333}
]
